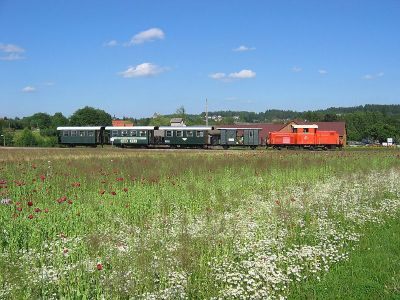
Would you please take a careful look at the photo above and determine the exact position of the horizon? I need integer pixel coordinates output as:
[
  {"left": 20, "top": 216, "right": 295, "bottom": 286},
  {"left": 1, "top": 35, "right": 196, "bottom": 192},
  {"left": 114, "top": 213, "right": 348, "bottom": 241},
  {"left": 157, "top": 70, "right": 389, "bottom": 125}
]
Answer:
[
  {"left": 3, "top": 102, "right": 400, "bottom": 120},
  {"left": 1, "top": 1, "right": 399, "bottom": 118}
]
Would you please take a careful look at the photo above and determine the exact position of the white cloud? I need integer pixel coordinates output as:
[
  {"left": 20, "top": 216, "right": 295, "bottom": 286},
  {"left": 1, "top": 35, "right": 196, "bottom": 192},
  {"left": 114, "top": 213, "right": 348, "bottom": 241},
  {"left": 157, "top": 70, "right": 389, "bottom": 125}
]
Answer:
[
  {"left": 0, "top": 43, "right": 26, "bottom": 60},
  {"left": 22, "top": 86, "right": 36, "bottom": 93},
  {"left": 233, "top": 45, "right": 255, "bottom": 52},
  {"left": 0, "top": 43, "right": 25, "bottom": 53},
  {"left": 119, "top": 63, "right": 166, "bottom": 78},
  {"left": 363, "top": 72, "right": 384, "bottom": 80},
  {"left": 209, "top": 72, "right": 226, "bottom": 80},
  {"left": 318, "top": 69, "right": 328, "bottom": 75},
  {"left": 103, "top": 40, "right": 118, "bottom": 47},
  {"left": 228, "top": 69, "right": 256, "bottom": 79},
  {"left": 292, "top": 66, "right": 302, "bottom": 72},
  {"left": 128, "top": 28, "right": 165, "bottom": 45},
  {"left": 0, "top": 53, "right": 25, "bottom": 61},
  {"left": 42, "top": 81, "right": 55, "bottom": 86},
  {"left": 210, "top": 69, "right": 256, "bottom": 81}
]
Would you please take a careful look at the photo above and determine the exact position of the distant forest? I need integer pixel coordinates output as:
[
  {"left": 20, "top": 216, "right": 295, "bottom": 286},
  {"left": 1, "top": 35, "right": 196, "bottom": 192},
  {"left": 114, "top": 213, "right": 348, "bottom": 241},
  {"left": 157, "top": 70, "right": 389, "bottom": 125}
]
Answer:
[{"left": 1, "top": 104, "right": 399, "bottom": 146}]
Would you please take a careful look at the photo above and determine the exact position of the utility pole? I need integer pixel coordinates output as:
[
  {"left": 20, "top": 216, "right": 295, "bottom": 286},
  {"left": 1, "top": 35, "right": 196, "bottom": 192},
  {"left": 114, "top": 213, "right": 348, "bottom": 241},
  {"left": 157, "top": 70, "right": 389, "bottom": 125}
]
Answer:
[{"left": 205, "top": 98, "right": 208, "bottom": 126}]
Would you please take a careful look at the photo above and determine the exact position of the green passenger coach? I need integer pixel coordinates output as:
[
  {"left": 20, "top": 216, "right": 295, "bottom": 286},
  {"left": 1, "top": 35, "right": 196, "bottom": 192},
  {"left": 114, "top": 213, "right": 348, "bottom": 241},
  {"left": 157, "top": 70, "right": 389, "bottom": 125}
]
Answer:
[
  {"left": 218, "top": 128, "right": 262, "bottom": 149},
  {"left": 105, "top": 126, "right": 156, "bottom": 147},
  {"left": 158, "top": 126, "right": 213, "bottom": 148},
  {"left": 57, "top": 127, "right": 104, "bottom": 146}
]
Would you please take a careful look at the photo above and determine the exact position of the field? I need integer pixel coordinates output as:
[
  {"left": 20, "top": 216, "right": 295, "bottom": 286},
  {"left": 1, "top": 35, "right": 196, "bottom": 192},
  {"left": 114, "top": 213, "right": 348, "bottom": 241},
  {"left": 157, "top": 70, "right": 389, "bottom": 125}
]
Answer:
[{"left": 1, "top": 148, "right": 400, "bottom": 299}]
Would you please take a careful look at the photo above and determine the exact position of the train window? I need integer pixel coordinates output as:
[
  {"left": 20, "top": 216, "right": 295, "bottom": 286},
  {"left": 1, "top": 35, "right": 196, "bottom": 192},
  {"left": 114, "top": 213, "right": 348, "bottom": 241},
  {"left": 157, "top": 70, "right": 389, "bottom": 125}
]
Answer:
[
  {"left": 187, "top": 131, "right": 193, "bottom": 137},
  {"left": 249, "top": 131, "right": 253, "bottom": 137},
  {"left": 63, "top": 131, "right": 69, "bottom": 136},
  {"left": 130, "top": 130, "right": 137, "bottom": 137},
  {"left": 71, "top": 131, "right": 77, "bottom": 136},
  {"left": 176, "top": 131, "right": 183, "bottom": 137},
  {"left": 122, "top": 130, "right": 128, "bottom": 137},
  {"left": 79, "top": 131, "right": 85, "bottom": 137},
  {"left": 196, "top": 131, "right": 204, "bottom": 137},
  {"left": 112, "top": 130, "right": 118, "bottom": 136},
  {"left": 166, "top": 130, "right": 172, "bottom": 137},
  {"left": 87, "top": 131, "right": 94, "bottom": 137},
  {"left": 140, "top": 131, "right": 147, "bottom": 137},
  {"left": 304, "top": 128, "right": 309, "bottom": 133}
]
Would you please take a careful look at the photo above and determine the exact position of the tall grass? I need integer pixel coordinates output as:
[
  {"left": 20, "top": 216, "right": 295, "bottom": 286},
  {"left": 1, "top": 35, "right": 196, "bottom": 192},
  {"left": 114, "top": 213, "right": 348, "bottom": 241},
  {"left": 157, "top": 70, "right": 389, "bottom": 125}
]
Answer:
[{"left": 0, "top": 148, "right": 399, "bottom": 299}]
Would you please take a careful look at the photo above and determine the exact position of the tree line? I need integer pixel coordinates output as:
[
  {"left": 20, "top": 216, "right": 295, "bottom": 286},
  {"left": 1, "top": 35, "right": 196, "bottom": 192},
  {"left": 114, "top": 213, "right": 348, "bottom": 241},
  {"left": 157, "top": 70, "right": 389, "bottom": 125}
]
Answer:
[
  {"left": 1, "top": 104, "right": 399, "bottom": 146},
  {"left": 0, "top": 106, "right": 112, "bottom": 147}
]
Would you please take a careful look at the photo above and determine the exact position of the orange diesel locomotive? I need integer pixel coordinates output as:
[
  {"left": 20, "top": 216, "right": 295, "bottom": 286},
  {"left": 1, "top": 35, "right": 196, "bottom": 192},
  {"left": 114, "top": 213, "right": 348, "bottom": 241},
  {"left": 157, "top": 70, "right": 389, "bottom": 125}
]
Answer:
[{"left": 267, "top": 124, "right": 342, "bottom": 150}]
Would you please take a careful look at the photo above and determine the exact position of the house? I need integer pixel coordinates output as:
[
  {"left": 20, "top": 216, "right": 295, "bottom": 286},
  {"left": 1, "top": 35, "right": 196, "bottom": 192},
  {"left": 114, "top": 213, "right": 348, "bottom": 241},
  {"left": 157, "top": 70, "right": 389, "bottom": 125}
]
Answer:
[
  {"left": 112, "top": 120, "right": 134, "bottom": 127},
  {"left": 170, "top": 118, "right": 186, "bottom": 126}
]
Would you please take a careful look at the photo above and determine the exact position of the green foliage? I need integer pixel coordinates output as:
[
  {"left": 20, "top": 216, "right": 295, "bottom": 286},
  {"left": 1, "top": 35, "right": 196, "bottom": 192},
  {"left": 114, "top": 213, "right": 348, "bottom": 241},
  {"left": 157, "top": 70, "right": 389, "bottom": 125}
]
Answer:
[
  {"left": 176, "top": 105, "right": 186, "bottom": 118},
  {"left": 22, "top": 112, "right": 52, "bottom": 129},
  {"left": 0, "top": 149, "right": 399, "bottom": 298},
  {"left": 51, "top": 112, "right": 69, "bottom": 128},
  {"left": 2, "top": 104, "right": 400, "bottom": 144},
  {"left": 70, "top": 106, "right": 112, "bottom": 126},
  {"left": 149, "top": 116, "right": 171, "bottom": 126},
  {"left": 13, "top": 128, "right": 38, "bottom": 146},
  {"left": 289, "top": 214, "right": 400, "bottom": 299}
]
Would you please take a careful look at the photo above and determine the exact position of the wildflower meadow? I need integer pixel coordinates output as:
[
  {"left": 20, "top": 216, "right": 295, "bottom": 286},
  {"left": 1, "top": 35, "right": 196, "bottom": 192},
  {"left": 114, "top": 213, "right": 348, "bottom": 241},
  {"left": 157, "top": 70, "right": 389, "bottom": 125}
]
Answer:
[{"left": 0, "top": 148, "right": 399, "bottom": 299}]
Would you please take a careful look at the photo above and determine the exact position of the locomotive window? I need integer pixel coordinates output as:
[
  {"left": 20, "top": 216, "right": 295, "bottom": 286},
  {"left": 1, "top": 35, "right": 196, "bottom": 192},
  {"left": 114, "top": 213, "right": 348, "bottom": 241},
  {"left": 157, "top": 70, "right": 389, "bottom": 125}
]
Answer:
[
  {"left": 196, "top": 131, "right": 204, "bottom": 137},
  {"left": 304, "top": 128, "right": 309, "bottom": 133},
  {"left": 79, "top": 131, "right": 85, "bottom": 137},
  {"left": 176, "top": 131, "right": 183, "bottom": 137},
  {"left": 187, "top": 131, "right": 193, "bottom": 137},
  {"left": 112, "top": 130, "right": 118, "bottom": 136},
  {"left": 71, "top": 131, "right": 77, "bottom": 136},
  {"left": 166, "top": 130, "right": 172, "bottom": 137},
  {"left": 122, "top": 130, "right": 128, "bottom": 137},
  {"left": 87, "top": 131, "right": 94, "bottom": 137},
  {"left": 139, "top": 131, "right": 147, "bottom": 137},
  {"left": 63, "top": 131, "right": 69, "bottom": 136},
  {"left": 130, "top": 130, "right": 137, "bottom": 137}
]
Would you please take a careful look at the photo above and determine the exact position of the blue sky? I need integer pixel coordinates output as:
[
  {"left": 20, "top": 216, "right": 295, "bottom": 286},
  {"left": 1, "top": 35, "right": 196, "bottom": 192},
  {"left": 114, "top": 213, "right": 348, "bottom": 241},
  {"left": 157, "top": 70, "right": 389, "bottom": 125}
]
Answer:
[{"left": 1, "top": 0, "right": 399, "bottom": 118}]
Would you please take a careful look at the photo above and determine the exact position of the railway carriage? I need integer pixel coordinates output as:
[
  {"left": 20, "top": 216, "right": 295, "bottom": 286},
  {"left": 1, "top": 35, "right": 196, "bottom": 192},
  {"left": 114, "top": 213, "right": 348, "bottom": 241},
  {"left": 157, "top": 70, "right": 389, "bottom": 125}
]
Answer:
[
  {"left": 57, "top": 126, "right": 105, "bottom": 146},
  {"left": 218, "top": 128, "right": 262, "bottom": 149},
  {"left": 157, "top": 126, "right": 212, "bottom": 148},
  {"left": 105, "top": 126, "right": 157, "bottom": 147}
]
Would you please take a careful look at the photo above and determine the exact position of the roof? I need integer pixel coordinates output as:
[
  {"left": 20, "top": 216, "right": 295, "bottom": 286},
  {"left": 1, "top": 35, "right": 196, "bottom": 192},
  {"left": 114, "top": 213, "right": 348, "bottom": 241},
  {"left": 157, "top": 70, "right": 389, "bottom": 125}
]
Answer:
[
  {"left": 105, "top": 126, "right": 156, "bottom": 130},
  {"left": 112, "top": 120, "right": 134, "bottom": 126},
  {"left": 159, "top": 126, "right": 213, "bottom": 130},
  {"left": 57, "top": 126, "right": 102, "bottom": 130},
  {"left": 292, "top": 124, "right": 318, "bottom": 129},
  {"left": 170, "top": 118, "right": 184, "bottom": 123},
  {"left": 217, "top": 128, "right": 263, "bottom": 130}
]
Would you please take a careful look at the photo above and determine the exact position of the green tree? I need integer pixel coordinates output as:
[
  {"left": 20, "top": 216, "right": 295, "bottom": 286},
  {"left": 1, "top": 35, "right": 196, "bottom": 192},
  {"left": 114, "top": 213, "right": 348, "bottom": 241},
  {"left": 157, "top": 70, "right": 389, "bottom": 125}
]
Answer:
[
  {"left": 51, "top": 112, "right": 69, "bottom": 128},
  {"left": 22, "top": 113, "right": 52, "bottom": 129},
  {"left": 14, "top": 129, "right": 37, "bottom": 146},
  {"left": 70, "top": 106, "right": 112, "bottom": 126},
  {"left": 176, "top": 106, "right": 186, "bottom": 119}
]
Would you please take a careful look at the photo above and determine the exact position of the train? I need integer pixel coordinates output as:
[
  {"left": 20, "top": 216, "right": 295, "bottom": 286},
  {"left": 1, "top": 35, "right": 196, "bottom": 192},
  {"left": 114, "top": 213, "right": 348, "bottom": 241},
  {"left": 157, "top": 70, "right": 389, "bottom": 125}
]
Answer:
[{"left": 57, "top": 124, "right": 342, "bottom": 150}]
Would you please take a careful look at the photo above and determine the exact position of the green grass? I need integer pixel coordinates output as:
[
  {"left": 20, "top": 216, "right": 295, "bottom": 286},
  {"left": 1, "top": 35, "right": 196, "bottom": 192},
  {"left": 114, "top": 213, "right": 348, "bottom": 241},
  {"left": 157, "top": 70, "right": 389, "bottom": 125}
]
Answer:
[
  {"left": 289, "top": 215, "right": 400, "bottom": 300},
  {"left": 1, "top": 148, "right": 400, "bottom": 299}
]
